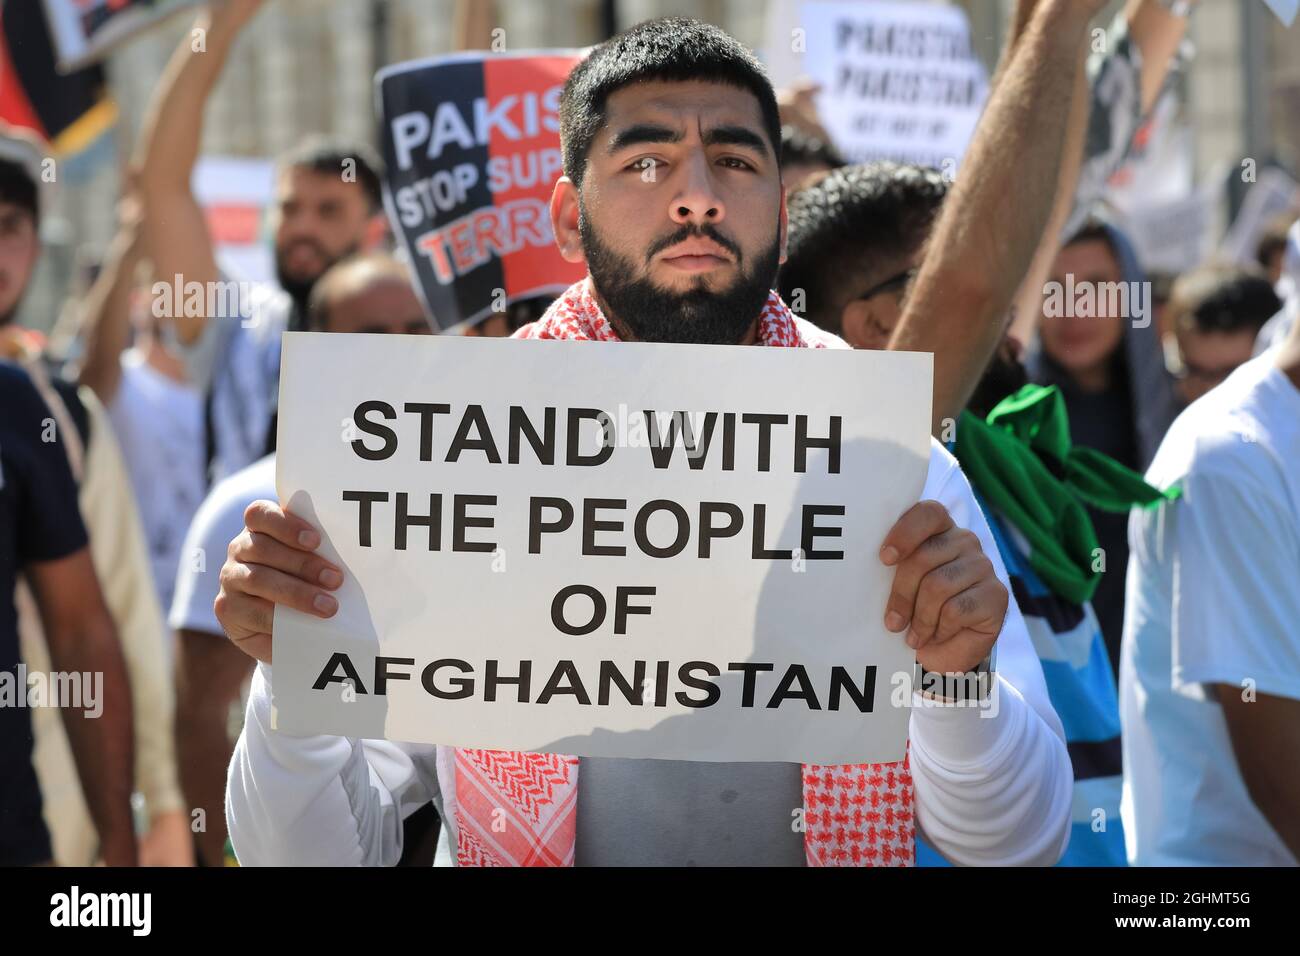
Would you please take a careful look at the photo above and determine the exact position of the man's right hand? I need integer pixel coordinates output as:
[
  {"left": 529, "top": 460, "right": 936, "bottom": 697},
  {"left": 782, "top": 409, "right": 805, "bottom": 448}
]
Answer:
[{"left": 215, "top": 501, "right": 343, "bottom": 664}]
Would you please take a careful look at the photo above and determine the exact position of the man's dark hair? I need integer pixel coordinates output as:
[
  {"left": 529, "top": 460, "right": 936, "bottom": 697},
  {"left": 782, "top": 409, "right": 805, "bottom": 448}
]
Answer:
[
  {"left": 559, "top": 17, "right": 782, "bottom": 188},
  {"left": 0, "top": 158, "right": 39, "bottom": 225},
  {"left": 780, "top": 125, "right": 845, "bottom": 174},
  {"left": 778, "top": 161, "right": 948, "bottom": 332},
  {"left": 1169, "top": 263, "right": 1280, "bottom": 337},
  {"left": 278, "top": 135, "right": 385, "bottom": 212}
]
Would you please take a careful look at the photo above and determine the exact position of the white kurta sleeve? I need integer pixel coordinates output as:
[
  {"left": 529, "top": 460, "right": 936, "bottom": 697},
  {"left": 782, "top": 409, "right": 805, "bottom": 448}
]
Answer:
[
  {"left": 226, "top": 661, "right": 440, "bottom": 866},
  {"left": 907, "top": 441, "right": 1073, "bottom": 866}
]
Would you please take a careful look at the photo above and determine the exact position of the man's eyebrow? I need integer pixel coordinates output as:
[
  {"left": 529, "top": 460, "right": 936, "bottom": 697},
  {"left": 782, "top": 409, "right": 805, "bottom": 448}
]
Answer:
[
  {"left": 606, "top": 123, "right": 683, "bottom": 154},
  {"left": 703, "top": 125, "right": 770, "bottom": 154}
]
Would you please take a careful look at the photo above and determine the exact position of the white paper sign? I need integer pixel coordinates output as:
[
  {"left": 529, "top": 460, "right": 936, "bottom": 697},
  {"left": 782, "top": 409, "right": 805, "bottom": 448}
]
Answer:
[
  {"left": 1118, "top": 187, "right": 1218, "bottom": 276},
  {"left": 1219, "top": 168, "right": 1299, "bottom": 267},
  {"left": 192, "top": 156, "right": 276, "bottom": 284},
  {"left": 272, "top": 334, "right": 931, "bottom": 764},
  {"left": 41, "top": 0, "right": 201, "bottom": 72},
  {"left": 800, "top": 0, "right": 988, "bottom": 170}
]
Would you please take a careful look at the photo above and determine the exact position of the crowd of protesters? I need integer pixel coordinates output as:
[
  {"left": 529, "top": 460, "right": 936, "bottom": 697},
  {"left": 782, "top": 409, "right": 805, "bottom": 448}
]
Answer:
[{"left": 1, "top": 0, "right": 1297, "bottom": 868}]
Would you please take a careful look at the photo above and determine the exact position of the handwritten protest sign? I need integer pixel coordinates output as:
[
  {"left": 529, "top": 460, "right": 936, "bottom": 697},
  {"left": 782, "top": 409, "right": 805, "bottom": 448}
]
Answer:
[
  {"left": 42, "top": 0, "right": 200, "bottom": 72},
  {"left": 376, "top": 51, "right": 586, "bottom": 332},
  {"left": 800, "top": 0, "right": 988, "bottom": 171},
  {"left": 272, "top": 334, "right": 932, "bottom": 764}
]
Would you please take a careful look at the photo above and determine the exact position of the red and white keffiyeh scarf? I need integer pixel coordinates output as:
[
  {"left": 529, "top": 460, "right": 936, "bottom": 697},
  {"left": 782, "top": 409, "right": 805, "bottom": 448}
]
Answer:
[{"left": 454, "top": 278, "right": 914, "bottom": 867}]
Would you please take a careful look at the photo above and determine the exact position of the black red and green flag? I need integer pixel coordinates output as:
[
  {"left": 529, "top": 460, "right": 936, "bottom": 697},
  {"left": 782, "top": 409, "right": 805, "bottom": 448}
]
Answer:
[{"left": 0, "top": 0, "right": 116, "bottom": 156}]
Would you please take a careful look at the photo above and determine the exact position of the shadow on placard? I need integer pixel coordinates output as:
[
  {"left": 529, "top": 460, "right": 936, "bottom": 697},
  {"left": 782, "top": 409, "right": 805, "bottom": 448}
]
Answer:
[
  {"left": 520, "top": 436, "right": 919, "bottom": 764},
  {"left": 276, "top": 438, "right": 922, "bottom": 764}
]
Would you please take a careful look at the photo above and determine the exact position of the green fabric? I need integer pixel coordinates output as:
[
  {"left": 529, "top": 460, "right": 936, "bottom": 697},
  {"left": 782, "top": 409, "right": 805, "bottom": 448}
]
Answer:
[{"left": 954, "top": 384, "right": 1179, "bottom": 605}]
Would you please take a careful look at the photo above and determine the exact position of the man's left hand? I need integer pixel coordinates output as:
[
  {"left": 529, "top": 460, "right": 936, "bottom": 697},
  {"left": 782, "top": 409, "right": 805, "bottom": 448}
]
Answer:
[{"left": 879, "top": 500, "right": 1007, "bottom": 675}]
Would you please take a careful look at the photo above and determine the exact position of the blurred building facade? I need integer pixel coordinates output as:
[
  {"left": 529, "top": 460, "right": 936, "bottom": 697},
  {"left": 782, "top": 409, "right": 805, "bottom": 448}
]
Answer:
[{"left": 25, "top": 0, "right": 1300, "bottom": 333}]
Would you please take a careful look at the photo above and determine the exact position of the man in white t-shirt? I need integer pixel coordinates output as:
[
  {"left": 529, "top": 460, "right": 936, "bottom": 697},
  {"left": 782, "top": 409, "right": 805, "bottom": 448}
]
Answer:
[
  {"left": 1120, "top": 317, "right": 1300, "bottom": 866},
  {"left": 109, "top": 350, "right": 205, "bottom": 615}
]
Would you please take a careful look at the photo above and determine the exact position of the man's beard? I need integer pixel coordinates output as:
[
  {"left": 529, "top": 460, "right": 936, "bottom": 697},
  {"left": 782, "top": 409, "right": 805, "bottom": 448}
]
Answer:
[
  {"left": 967, "top": 347, "right": 1030, "bottom": 419},
  {"left": 579, "top": 204, "right": 780, "bottom": 346},
  {"left": 274, "top": 239, "right": 359, "bottom": 313}
]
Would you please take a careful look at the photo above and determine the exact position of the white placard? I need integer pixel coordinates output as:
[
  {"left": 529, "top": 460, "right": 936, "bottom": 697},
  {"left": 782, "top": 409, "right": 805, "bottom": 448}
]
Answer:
[
  {"left": 1118, "top": 187, "right": 1219, "bottom": 276},
  {"left": 800, "top": 0, "right": 988, "bottom": 170},
  {"left": 272, "top": 334, "right": 932, "bottom": 764},
  {"left": 41, "top": 0, "right": 201, "bottom": 72},
  {"left": 192, "top": 156, "right": 275, "bottom": 284},
  {"left": 1219, "top": 168, "right": 1299, "bottom": 267}
]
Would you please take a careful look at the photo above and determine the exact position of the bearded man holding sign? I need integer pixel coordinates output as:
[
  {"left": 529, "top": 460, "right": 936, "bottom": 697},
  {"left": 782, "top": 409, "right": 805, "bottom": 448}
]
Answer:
[{"left": 216, "top": 9, "right": 1095, "bottom": 866}]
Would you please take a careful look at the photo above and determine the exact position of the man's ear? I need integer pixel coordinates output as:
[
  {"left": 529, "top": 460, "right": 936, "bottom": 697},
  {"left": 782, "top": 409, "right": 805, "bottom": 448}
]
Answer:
[{"left": 550, "top": 176, "right": 586, "bottom": 265}]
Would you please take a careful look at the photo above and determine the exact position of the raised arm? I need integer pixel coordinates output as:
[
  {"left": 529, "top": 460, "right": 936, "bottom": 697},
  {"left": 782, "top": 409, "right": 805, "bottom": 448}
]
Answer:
[
  {"left": 1126, "top": 0, "right": 1194, "bottom": 118},
  {"left": 1007, "top": 47, "right": 1091, "bottom": 346},
  {"left": 76, "top": 190, "right": 146, "bottom": 402},
  {"left": 888, "top": 0, "right": 1105, "bottom": 435},
  {"left": 1008, "top": 0, "right": 1193, "bottom": 346},
  {"left": 452, "top": 0, "right": 496, "bottom": 50},
  {"left": 133, "top": 0, "right": 264, "bottom": 346}
]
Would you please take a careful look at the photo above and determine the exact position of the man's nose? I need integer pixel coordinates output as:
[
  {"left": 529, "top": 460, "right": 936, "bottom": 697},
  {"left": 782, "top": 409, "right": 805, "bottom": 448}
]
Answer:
[
  {"left": 668, "top": 153, "right": 725, "bottom": 227},
  {"left": 283, "top": 212, "right": 315, "bottom": 236}
]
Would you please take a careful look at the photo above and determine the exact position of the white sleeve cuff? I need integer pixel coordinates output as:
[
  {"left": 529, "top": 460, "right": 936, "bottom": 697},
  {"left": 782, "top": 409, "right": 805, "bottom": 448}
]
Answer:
[
  {"left": 909, "top": 676, "right": 1073, "bottom": 866},
  {"left": 909, "top": 677, "right": 1021, "bottom": 769}
]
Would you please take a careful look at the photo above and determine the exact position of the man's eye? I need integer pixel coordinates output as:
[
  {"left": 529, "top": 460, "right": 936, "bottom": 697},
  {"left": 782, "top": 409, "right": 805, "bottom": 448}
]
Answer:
[{"left": 719, "top": 157, "right": 754, "bottom": 170}]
